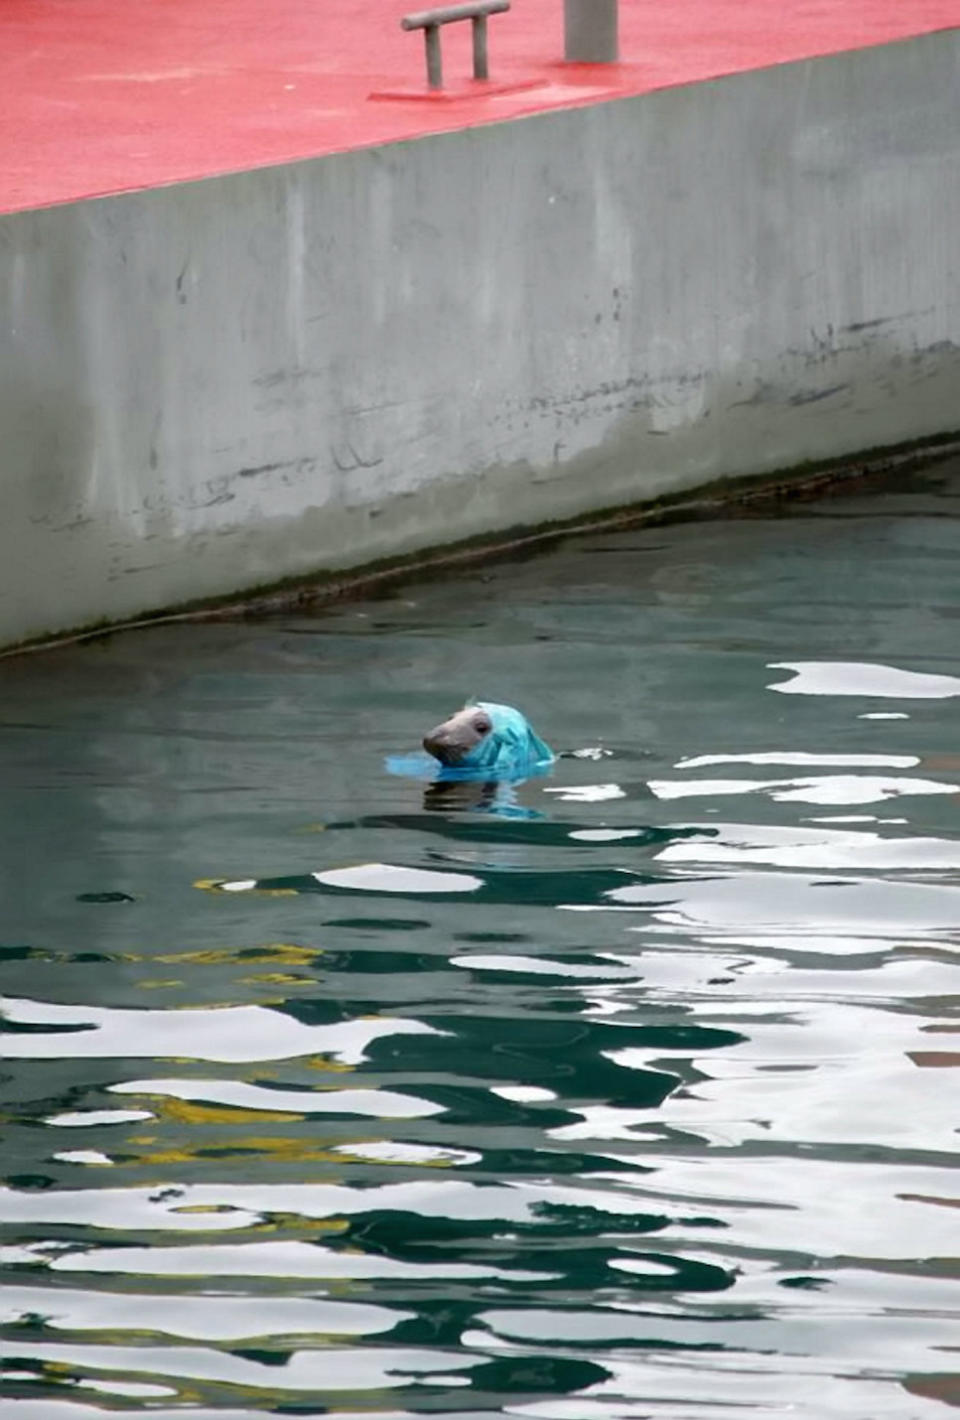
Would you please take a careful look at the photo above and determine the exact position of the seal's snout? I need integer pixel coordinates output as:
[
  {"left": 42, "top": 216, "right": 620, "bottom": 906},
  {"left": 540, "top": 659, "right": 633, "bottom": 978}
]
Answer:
[
  {"left": 422, "top": 730, "right": 457, "bottom": 765},
  {"left": 423, "top": 706, "right": 493, "bottom": 766}
]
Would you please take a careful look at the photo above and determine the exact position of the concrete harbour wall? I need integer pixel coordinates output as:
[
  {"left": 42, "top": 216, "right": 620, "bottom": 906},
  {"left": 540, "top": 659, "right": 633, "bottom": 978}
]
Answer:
[{"left": 1, "top": 31, "right": 959, "bottom": 648}]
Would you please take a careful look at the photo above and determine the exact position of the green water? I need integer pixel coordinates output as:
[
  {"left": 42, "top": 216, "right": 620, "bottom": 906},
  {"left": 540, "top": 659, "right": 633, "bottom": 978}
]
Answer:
[{"left": 1, "top": 459, "right": 959, "bottom": 1418}]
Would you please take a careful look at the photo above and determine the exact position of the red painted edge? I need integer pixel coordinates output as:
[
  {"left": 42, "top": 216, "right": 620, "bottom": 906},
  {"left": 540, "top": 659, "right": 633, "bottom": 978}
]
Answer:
[{"left": 1, "top": 0, "right": 958, "bottom": 213}]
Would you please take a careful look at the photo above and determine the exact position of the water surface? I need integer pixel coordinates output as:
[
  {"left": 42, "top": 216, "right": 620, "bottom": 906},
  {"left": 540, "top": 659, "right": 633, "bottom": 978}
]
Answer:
[{"left": 1, "top": 459, "right": 959, "bottom": 1418}]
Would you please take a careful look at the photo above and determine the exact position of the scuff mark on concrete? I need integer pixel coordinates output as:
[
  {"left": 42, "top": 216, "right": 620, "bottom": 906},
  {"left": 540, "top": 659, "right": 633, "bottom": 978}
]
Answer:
[{"left": 789, "top": 383, "right": 850, "bottom": 406}]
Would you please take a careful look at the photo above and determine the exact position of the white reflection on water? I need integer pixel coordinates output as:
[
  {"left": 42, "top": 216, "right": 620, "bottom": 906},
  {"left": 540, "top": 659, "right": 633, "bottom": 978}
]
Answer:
[
  {"left": 599, "top": 867, "right": 960, "bottom": 941},
  {"left": 332, "top": 1140, "right": 480, "bottom": 1165},
  {"left": 602, "top": 1006, "right": 958, "bottom": 1153},
  {"left": 677, "top": 751, "right": 920, "bottom": 768},
  {"left": 218, "top": 864, "right": 484, "bottom": 894},
  {"left": 0, "top": 1405, "right": 284, "bottom": 1420},
  {"left": 0, "top": 998, "right": 440, "bottom": 1062},
  {"left": 25, "top": 1239, "right": 556, "bottom": 1281},
  {"left": 0, "top": 1340, "right": 479, "bottom": 1391},
  {"left": 544, "top": 783, "right": 627, "bottom": 803},
  {"left": 451, "top": 953, "right": 636, "bottom": 979},
  {"left": 491, "top": 1084, "right": 558, "bottom": 1102},
  {"left": 73, "top": 1381, "right": 174, "bottom": 1398},
  {"left": 0, "top": 1285, "right": 408, "bottom": 1339},
  {"left": 471, "top": 1300, "right": 959, "bottom": 1400},
  {"left": 600, "top": 948, "right": 959, "bottom": 997},
  {"left": 109, "top": 1076, "right": 445, "bottom": 1117},
  {"left": 590, "top": 1155, "right": 959, "bottom": 1258},
  {"left": 654, "top": 821, "right": 960, "bottom": 869},
  {"left": 52, "top": 1151, "right": 113, "bottom": 1167},
  {"left": 313, "top": 863, "right": 483, "bottom": 893},
  {"left": 0, "top": 1178, "right": 666, "bottom": 1232},
  {"left": 511, "top": 1358, "right": 947, "bottom": 1420},
  {"left": 767, "top": 661, "right": 960, "bottom": 697},
  {"left": 45, "top": 1109, "right": 153, "bottom": 1128},
  {"left": 648, "top": 774, "right": 956, "bottom": 803}
]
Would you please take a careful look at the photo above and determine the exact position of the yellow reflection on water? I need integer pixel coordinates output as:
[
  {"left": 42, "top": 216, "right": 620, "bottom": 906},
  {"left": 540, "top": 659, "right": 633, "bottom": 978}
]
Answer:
[
  {"left": 304, "top": 1055, "right": 353, "bottom": 1074},
  {"left": 240, "top": 973, "right": 313, "bottom": 986},
  {"left": 159, "top": 1099, "right": 302, "bottom": 1126},
  {"left": 194, "top": 878, "right": 300, "bottom": 898}
]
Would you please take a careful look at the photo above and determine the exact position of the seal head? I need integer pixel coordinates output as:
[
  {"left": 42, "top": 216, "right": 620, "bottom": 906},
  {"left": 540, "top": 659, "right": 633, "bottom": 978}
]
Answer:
[
  {"left": 423, "top": 705, "right": 494, "bottom": 766},
  {"left": 423, "top": 701, "right": 554, "bottom": 779}
]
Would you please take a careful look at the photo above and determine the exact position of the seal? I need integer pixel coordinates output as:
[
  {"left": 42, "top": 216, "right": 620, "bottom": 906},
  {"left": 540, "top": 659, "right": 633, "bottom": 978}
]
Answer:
[{"left": 422, "top": 701, "right": 554, "bottom": 779}]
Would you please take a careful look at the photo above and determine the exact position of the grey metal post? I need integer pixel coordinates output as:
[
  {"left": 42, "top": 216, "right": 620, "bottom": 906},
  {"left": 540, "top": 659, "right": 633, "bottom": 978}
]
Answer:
[
  {"left": 564, "top": 0, "right": 618, "bottom": 62},
  {"left": 424, "top": 24, "right": 443, "bottom": 87},
  {"left": 472, "top": 13, "right": 489, "bottom": 79},
  {"left": 401, "top": 1, "right": 509, "bottom": 88}
]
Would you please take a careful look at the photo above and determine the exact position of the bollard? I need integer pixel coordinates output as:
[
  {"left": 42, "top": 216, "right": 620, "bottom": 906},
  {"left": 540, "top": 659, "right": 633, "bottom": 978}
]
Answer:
[
  {"left": 473, "top": 11, "right": 489, "bottom": 79},
  {"left": 401, "top": 0, "right": 510, "bottom": 90},
  {"left": 564, "top": 0, "right": 618, "bottom": 62},
  {"left": 424, "top": 23, "right": 443, "bottom": 87}
]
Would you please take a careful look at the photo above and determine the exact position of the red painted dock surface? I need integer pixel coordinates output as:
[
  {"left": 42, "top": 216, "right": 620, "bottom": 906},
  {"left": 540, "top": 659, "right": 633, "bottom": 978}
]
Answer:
[{"left": 1, "top": 0, "right": 959, "bottom": 213}]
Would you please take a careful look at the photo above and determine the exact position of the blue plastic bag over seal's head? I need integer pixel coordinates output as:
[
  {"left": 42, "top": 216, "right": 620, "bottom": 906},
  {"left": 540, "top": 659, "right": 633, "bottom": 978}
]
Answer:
[{"left": 421, "top": 701, "right": 554, "bottom": 781}]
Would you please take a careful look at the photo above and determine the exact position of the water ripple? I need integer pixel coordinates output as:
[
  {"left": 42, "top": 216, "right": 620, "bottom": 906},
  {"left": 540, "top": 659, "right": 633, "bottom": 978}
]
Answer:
[{"left": 1, "top": 460, "right": 959, "bottom": 1417}]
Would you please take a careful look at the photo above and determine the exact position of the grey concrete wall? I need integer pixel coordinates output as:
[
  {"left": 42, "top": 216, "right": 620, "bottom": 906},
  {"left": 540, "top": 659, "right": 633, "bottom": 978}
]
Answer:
[{"left": 2, "top": 31, "right": 959, "bottom": 648}]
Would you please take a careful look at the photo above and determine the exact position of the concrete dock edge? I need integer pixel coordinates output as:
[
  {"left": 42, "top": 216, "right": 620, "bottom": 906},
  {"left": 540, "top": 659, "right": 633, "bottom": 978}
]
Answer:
[{"left": 2, "top": 30, "right": 959, "bottom": 648}]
